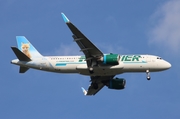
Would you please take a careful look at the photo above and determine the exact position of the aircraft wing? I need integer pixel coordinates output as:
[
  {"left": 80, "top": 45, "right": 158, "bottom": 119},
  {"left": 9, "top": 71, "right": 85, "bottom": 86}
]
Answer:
[
  {"left": 86, "top": 82, "right": 104, "bottom": 95},
  {"left": 82, "top": 76, "right": 114, "bottom": 96},
  {"left": 61, "top": 13, "right": 103, "bottom": 67},
  {"left": 61, "top": 13, "right": 114, "bottom": 95}
]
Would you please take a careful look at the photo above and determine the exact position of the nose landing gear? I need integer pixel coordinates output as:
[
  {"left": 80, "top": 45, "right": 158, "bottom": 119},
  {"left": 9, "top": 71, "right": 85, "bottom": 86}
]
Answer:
[{"left": 146, "top": 70, "right": 151, "bottom": 80}]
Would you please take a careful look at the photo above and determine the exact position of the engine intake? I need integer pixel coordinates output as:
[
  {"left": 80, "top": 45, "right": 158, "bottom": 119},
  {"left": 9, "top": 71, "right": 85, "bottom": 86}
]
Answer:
[
  {"left": 99, "top": 53, "right": 120, "bottom": 65},
  {"left": 108, "top": 78, "right": 126, "bottom": 90}
]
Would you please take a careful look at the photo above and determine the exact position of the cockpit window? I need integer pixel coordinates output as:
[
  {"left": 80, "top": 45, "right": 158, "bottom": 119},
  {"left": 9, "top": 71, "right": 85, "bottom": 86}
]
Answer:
[{"left": 157, "top": 57, "right": 162, "bottom": 59}]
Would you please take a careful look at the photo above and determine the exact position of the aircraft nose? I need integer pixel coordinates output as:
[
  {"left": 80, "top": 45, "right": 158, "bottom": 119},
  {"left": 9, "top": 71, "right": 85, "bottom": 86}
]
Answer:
[{"left": 165, "top": 61, "right": 171, "bottom": 69}]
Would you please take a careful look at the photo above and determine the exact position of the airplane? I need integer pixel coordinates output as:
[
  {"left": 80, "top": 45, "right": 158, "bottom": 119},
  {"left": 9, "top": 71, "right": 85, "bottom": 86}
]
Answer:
[{"left": 11, "top": 13, "right": 171, "bottom": 96}]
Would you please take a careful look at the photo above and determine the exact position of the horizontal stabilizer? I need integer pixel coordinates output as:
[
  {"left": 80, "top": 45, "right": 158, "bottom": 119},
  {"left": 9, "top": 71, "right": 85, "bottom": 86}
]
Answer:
[
  {"left": 11, "top": 47, "right": 31, "bottom": 61},
  {"left": 19, "top": 66, "right": 29, "bottom": 73}
]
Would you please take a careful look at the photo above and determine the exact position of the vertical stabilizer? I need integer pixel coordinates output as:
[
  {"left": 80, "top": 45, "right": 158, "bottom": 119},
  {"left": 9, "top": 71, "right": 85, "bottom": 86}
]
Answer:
[{"left": 16, "top": 36, "right": 43, "bottom": 59}]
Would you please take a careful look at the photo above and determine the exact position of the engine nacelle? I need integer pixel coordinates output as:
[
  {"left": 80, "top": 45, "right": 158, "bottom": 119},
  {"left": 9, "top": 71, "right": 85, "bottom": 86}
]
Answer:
[
  {"left": 99, "top": 53, "right": 120, "bottom": 65},
  {"left": 108, "top": 78, "right": 126, "bottom": 90}
]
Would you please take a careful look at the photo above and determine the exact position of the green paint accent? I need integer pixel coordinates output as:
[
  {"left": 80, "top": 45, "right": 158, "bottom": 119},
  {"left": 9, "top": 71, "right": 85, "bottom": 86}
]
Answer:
[
  {"left": 132, "top": 55, "right": 141, "bottom": 61},
  {"left": 121, "top": 55, "right": 125, "bottom": 61},
  {"left": 121, "top": 55, "right": 142, "bottom": 62},
  {"left": 108, "top": 78, "right": 125, "bottom": 89},
  {"left": 80, "top": 56, "right": 85, "bottom": 59},
  {"left": 105, "top": 54, "right": 119, "bottom": 65},
  {"left": 79, "top": 59, "right": 83, "bottom": 62},
  {"left": 125, "top": 55, "right": 132, "bottom": 61},
  {"left": 79, "top": 56, "right": 85, "bottom": 62}
]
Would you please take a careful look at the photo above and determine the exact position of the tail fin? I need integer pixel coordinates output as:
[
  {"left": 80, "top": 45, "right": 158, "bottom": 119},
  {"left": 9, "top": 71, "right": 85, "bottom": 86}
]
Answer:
[{"left": 16, "top": 36, "right": 43, "bottom": 59}]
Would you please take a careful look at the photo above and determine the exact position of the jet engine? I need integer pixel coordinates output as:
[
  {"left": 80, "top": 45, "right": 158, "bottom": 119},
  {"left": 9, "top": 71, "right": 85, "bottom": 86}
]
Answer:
[
  {"left": 107, "top": 78, "right": 126, "bottom": 90},
  {"left": 99, "top": 53, "right": 120, "bottom": 65}
]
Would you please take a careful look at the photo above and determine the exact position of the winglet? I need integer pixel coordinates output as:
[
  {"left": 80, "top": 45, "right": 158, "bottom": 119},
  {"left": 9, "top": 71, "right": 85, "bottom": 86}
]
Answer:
[
  {"left": 61, "top": 13, "right": 70, "bottom": 23},
  {"left": 81, "top": 87, "right": 87, "bottom": 95}
]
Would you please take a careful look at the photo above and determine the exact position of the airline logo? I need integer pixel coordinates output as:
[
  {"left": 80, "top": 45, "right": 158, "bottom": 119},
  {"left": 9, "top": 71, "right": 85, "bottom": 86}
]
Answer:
[
  {"left": 121, "top": 55, "right": 146, "bottom": 63},
  {"left": 16, "top": 36, "right": 42, "bottom": 58}
]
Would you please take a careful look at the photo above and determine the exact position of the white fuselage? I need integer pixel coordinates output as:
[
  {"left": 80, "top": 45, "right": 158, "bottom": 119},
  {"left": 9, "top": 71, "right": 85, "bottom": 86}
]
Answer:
[{"left": 11, "top": 54, "right": 171, "bottom": 76}]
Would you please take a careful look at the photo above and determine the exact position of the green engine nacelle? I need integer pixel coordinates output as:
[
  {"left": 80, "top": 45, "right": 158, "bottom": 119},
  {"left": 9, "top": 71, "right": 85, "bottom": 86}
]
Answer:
[
  {"left": 102, "top": 53, "right": 120, "bottom": 65},
  {"left": 108, "top": 78, "right": 126, "bottom": 90}
]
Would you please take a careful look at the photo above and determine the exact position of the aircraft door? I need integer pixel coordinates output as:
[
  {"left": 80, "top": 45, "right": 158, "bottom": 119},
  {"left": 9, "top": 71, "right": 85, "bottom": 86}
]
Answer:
[{"left": 39, "top": 58, "right": 49, "bottom": 70}]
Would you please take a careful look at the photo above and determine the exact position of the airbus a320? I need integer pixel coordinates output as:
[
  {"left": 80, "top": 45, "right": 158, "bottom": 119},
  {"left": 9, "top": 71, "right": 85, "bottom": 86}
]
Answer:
[{"left": 11, "top": 13, "right": 171, "bottom": 96}]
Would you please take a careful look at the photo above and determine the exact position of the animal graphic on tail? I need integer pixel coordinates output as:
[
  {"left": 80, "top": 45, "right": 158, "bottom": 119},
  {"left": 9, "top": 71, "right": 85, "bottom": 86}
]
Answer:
[{"left": 21, "top": 42, "right": 31, "bottom": 58}]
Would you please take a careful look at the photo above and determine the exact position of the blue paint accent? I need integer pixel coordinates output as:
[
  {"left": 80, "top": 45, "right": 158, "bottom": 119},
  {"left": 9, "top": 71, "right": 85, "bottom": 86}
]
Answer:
[
  {"left": 55, "top": 62, "right": 86, "bottom": 66},
  {"left": 81, "top": 87, "right": 87, "bottom": 95},
  {"left": 81, "top": 87, "right": 86, "bottom": 92},
  {"left": 142, "top": 61, "right": 147, "bottom": 63},
  {"left": 56, "top": 63, "right": 66, "bottom": 66},
  {"left": 103, "top": 55, "right": 106, "bottom": 64},
  {"left": 16, "top": 36, "right": 42, "bottom": 58},
  {"left": 61, "top": 13, "right": 70, "bottom": 23}
]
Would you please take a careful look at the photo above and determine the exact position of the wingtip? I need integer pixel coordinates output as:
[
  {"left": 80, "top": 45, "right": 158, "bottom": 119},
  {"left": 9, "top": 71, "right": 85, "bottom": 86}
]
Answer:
[
  {"left": 61, "top": 12, "right": 70, "bottom": 23},
  {"left": 81, "top": 87, "right": 87, "bottom": 95},
  {"left": 16, "top": 36, "right": 25, "bottom": 39}
]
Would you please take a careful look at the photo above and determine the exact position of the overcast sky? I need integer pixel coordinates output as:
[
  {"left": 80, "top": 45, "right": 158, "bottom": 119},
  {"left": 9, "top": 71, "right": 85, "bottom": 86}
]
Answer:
[{"left": 1, "top": 0, "right": 180, "bottom": 119}]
